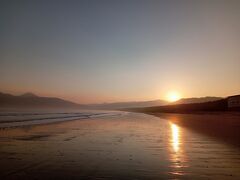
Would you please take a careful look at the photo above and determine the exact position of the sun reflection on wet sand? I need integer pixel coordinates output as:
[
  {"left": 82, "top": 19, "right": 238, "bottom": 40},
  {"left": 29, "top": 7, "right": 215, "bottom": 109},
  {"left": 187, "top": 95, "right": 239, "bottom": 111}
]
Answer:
[
  {"left": 171, "top": 123, "right": 180, "bottom": 153},
  {"left": 169, "top": 122, "right": 187, "bottom": 176}
]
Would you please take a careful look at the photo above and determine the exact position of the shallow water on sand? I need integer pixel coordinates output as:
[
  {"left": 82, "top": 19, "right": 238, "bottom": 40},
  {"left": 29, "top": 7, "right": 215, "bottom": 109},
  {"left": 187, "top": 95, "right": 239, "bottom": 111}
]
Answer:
[{"left": 0, "top": 111, "right": 240, "bottom": 179}]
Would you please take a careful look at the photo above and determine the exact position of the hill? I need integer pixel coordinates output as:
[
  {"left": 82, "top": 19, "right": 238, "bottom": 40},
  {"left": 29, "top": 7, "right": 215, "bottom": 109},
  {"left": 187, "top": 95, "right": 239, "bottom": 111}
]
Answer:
[
  {"left": 171, "top": 96, "right": 222, "bottom": 105},
  {"left": 126, "top": 99, "right": 228, "bottom": 113},
  {"left": 0, "top": 92, "right": 84, "bottom": 109},
  {"left": 86, "top": 99, "right": 168, "bottom": 110}
]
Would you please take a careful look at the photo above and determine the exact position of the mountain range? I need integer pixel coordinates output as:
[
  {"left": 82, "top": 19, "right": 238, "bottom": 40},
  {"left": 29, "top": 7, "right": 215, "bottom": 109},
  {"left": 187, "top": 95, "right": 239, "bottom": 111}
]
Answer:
[
  {"left": 86, "top": 99, "right": 168, "bottom": 110},
  {"left": 0, "top": 92, "right": 222, "bottom": 110},
  {"left": 0, "top": 92, "right": 81, "bottom": 109}
]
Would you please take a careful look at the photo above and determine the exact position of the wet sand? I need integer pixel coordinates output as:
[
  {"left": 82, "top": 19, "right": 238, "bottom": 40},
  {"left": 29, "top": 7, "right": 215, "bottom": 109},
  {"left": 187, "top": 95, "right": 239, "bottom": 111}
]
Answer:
[
  {"left": 0, "top": 112, "right": 240, "bottom": 179},
  {"left": 148, "top": 112, "right": 240, "bottom": 148}
]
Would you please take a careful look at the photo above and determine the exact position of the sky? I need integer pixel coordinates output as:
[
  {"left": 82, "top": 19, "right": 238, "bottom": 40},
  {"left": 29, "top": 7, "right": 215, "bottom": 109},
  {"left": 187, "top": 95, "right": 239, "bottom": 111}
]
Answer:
[{"left": 1, "top": 0, "right": 240, "bottom": 103}]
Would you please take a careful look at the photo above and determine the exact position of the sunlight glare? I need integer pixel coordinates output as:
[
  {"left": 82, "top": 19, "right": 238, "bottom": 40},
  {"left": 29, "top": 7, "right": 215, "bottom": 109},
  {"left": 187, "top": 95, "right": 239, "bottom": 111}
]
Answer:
[{"left": 167, "top": 91, "right": 181, "bottom": 102}]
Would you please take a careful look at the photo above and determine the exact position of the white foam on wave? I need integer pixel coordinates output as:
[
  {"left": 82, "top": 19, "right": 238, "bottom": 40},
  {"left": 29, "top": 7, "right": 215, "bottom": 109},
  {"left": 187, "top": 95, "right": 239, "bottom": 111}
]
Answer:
[{"left": 0, "top": 110, "right": 124, "bottom": 128}]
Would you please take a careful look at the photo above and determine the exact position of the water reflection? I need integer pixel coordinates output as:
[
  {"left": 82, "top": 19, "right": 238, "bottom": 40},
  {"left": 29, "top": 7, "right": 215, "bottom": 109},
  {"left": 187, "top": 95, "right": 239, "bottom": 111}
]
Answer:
[
  {"left": 171, "top": 123, "right": 180, "bottom": 153},
  {"left": 169, "top": 122, "right": 186, "bottom": 176}
]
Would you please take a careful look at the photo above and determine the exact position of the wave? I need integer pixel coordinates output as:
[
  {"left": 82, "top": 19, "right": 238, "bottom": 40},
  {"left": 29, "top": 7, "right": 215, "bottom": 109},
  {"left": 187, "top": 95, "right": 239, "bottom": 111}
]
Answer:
[{"left": 0, "top": 111, "right": 122, "bottom": 128}]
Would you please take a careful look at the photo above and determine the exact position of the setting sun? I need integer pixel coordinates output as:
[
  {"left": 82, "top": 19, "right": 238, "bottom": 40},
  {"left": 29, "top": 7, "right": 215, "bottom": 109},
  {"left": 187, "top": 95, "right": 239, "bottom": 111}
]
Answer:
[{"left": 167, "top": 91, "right": 181, "bottom": 102}]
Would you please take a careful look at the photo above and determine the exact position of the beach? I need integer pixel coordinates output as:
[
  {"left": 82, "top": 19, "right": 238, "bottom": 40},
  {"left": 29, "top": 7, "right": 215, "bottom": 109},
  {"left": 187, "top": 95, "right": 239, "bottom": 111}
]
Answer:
[
  {"left": 0, "top": 111, "right": 240, "bottom": 179},
  {"left": 147, "top": 112, "right": 240, "bottom": 147}
]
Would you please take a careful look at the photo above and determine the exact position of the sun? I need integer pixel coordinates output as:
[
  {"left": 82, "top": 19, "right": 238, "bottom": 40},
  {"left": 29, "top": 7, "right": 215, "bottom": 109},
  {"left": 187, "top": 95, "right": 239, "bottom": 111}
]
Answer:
[{"left": 167, "top": 91, "right": 181, "bottom": 102}]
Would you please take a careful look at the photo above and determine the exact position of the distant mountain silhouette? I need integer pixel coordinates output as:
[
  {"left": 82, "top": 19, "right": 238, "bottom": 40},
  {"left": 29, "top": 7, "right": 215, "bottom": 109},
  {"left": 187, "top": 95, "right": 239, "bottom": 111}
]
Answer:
[
  {"left": 171, "top": 97, "right": 222, "bottom": 105},
  {"left": 127, "top": 99, "right": 228, "bottom": 113},
  {"left": 0, "top": 92, "right": 84, "bottom": 109},
  {"left": 0, "top": 92, "right": 169, "bottom": 110},
  {"left": 20, "top": 92, "right": 39, "bottom": 98},
  {"left": 0, "top": 92, "right": 224, "bottom": 110},
  {"left": 86, "top": 100, "right": 168, "bottom": 110}
]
